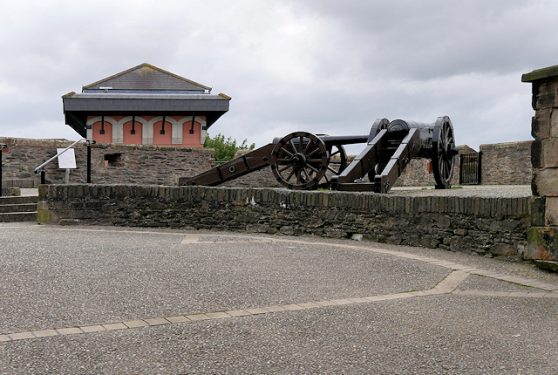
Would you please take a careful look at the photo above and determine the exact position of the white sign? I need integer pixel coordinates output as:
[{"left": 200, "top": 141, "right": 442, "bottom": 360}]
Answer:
[{"left": 57, "top": 148, "right": 77, "bottom": 169}]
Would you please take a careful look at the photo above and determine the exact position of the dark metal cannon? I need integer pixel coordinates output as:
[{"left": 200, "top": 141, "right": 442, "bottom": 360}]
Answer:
[{"left": 179, "top": 116, "right": 457, "bottom": 193}]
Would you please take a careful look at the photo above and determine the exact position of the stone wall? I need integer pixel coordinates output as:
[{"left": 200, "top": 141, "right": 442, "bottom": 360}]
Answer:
[
  {"left": 0, "top": 136, "right": 533, "bottom": 189},
  {"left": 479, "top": 141, "right": 532, "bottom": 185},
  {"left": 0, "top": 137, "right": 213, "bottom": 187},
  {"left": 223, "top": 168, "right": 282, "bottom": 188},
  {"left": 397, "top": 142, "right": 532, "bottom": 187},
  {"left": 38, "top": 184, "right": 531, "bottom": 259}
]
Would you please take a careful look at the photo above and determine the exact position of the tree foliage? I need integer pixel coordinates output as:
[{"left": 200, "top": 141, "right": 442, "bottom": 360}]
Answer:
[{"left": 204, "top": 133, "right": 255, "bottom": 161}]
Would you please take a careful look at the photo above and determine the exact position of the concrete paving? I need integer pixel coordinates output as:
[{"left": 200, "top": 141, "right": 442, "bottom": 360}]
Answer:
[{"left": 0, "top": 223, "right": 556, "bottom": 374}]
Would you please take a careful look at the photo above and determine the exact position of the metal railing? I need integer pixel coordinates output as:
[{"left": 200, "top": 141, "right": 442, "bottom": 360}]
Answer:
[
  {"left": 34, "top": 139, "right": 85, "bottom": 184},
  {"left": 459, "top": 152, "right": 482, "bottom": 185}
]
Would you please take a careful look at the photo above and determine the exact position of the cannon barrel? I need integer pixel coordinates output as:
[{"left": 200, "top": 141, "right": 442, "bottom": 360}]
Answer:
[
  {"left": 318, "top": 135, "right": 369, "bottom": 145},
  {"left": 273, "top": 134, "right": 369, "bottom": 146}
]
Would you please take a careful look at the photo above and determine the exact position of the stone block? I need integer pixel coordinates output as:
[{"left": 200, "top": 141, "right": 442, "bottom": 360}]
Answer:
[
  {"left": 526, "top": 226, "right": 558, "bottom": 260},
  {"left": 533, "top": 259, "right": 558, "bottom": 273},
  {"left": 529, "top": 77, "right": 558, "bottom": 110},
  {"left": 491, "top": 243, "right": 518, "bottom": 257},
  {"left": 541, "top": 138, "right": 558, "bottom": 168},
  {"left": 37, "top": 201, "right": 52, "bottom": 224},
  {"left": 530, "top": 196, "right": 546, "bottom": 226},
  {"left": 551, "top": 109, "right": 558, "bottom": 138},
  {"left": 545, "top": 197, "right": 558, "bottom": 226},
  {"left": 533, "top": 168, "right": 558, "bottom": 196},
  {"left": 531, "top": 108, "right": 552, "bottom": 139},
  {"left": 531, "top": 140, "right": 543, "bottom": 168},
  {"left": 534, "top": 91, "right": 556, "bottom": 110}
]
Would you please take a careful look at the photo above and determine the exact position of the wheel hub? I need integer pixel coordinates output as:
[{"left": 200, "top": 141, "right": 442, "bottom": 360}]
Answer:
[{"left": 291, "top": 153, "right": 306, "bottom": 168}]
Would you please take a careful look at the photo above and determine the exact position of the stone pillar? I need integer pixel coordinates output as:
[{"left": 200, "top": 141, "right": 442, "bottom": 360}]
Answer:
[{"left": 522, "top": 65, "right": 558, "bottom": 271}]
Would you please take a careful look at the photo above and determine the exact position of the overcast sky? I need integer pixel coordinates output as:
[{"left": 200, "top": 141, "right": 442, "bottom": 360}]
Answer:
[{"left": 1, "top": 0, "right": 557, "bottom": 150}]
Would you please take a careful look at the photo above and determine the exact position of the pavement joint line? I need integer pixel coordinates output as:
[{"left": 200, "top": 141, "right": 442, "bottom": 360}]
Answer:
[
  {"left": 144, "top": 318, "right": 171, "bottom": 326},
  {"left": 79, "top": 325, "right": 106, "bottom": 333},
  {"left": 432, "top": 270, "right": 470, "bottom": 293},
  {"left": 31, "top": 329, "right": 58, "bottom": 338},
  {"left": 453, "top": 290, "right": 558, "bottom": 298},
  {"left": 204, "top": 312, "right": 230, "bottom": 319},
  {"left": 0, "top": 270, "right": 548, "bottom": 345},
  {"left": 123, "top": 320, "right": 149, "bottom": 328},
  {"left": 55, "top": 327, "right": 83, "bottom": 335},
  {"left": 102, "top": 323, "right": 128, "bottom": 331},
  {"left": 184, "top": 313, "right": 211, "bottom": 321},
  {"left": 7, "top": 332, "right": 34, "bottom": 341},
  {"left": 225, "top": 309, "right": 252, "bottom": 317},
  {"left": 165, "top": 316, "right": 191, "bottom": 324}
]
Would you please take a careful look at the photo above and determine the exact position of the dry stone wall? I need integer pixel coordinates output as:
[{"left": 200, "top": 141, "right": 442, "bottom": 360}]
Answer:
[{"left": 38, "top": 184, "right": 531, "bottom": 259}]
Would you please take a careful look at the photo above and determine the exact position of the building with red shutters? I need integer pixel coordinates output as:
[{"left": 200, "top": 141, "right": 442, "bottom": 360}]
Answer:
[{"left": 62, "top": 63, "right": 230, "bottom": 147}]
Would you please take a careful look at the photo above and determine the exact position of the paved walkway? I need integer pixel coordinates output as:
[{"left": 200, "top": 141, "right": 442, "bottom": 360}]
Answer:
[{"left": 0, "top": 223, "right": 556, "bottom": 373}]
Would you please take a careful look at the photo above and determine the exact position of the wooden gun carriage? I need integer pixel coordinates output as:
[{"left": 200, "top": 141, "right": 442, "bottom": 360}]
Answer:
[{"left": 179, "top": 116, "right": 457, "bottom": 193}]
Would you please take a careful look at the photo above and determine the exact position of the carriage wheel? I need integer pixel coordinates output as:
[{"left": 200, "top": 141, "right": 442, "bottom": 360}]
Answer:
[
  {"left": 322, "top": 144, "right": 347, "bottom": 184},
  {"left": 432, "top": 116, "right": 457, "bottom": 189},
  {"left": 270, "top": 132, "right": 328, "bottom": 190}
]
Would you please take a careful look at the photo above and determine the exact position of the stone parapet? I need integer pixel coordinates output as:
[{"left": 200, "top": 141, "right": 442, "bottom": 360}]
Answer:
[{"left": 38, "top": 184, "right": 531, "bottom": 259}]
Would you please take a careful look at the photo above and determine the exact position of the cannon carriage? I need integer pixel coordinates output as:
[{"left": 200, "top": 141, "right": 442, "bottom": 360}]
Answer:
[{"left": 179, "top": 116, "right": 457, "bottom": 193}]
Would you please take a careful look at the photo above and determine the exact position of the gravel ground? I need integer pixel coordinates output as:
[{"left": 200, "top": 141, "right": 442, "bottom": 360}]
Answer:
[
  {"left": 0, "top": 224, "right": 556, "bottom": 374},
  {"left": 0, "top": 225, "right": 447, "bottom": 333},
  {"left": 390, "top": 185, "right": 531, "bottom": 197},
  {"left": 2, "top": 295, "right": 556, "bottom": 374}
]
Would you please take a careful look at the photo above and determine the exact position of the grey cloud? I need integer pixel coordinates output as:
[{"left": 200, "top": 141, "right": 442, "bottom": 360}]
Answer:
[
  {"left": 0, "top": 0, "right": 554, "bottom": 152},
  {"left": 295, "top": 0, "right": 558, "bottom": 79}
]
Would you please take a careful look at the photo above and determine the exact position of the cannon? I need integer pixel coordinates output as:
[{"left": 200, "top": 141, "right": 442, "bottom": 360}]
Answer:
[{"left": 179, "top": 116, "right": 457, "bottom": 193}]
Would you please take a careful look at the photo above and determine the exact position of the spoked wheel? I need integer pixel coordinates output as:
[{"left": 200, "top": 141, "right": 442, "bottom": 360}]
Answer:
[
  {"left": 432, "top": 116, "right": 457, "bottom": 189},
  {"left": 322, "top": 144, "right": 347, "bottom": 186},
  {"left": 270, "top": 132, "right": 328, "bottom": 190}
]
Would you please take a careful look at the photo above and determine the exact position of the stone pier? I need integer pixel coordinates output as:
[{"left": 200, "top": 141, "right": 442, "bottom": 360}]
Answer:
[{"left": 523, "top": 65, "right": 558, "bottom": 270}]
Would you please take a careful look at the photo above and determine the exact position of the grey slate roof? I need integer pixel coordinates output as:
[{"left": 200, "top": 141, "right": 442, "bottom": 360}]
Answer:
[
  {"left": 63, "top": 64, "right": 230, "bottom": 137},
  {"left": 82, "top": 63, "right": 211, "bottom": 92}
]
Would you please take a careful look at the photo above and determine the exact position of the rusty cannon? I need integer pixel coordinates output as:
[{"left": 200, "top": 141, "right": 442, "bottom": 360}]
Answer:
[{"left": 179, "top": 116, "right": 457, "bottom": 193}]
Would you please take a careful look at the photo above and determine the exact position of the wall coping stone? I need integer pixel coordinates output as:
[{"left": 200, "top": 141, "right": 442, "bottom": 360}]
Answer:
[
  {"left": 479, "top": 140, "right": 532, "bottom": 150},
  {"left": 0, "top": 137, "right": 214, "bottom": 154},
  {"left": 38, "top": 184, "right": 532, "bottom": 218},
  {"left": 522, "top": 64, "right": 558, "bottom": 82}
]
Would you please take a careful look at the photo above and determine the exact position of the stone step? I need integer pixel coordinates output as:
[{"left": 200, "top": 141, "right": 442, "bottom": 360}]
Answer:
[
  {"left": 0, "top": 203, "right": 37, "bottom": 213},
  {"left": 0, "top": 212, "right": 37, "bottom": 222},
  {"left": 0, "top": 196, "right": 38, "bottom": 205}
]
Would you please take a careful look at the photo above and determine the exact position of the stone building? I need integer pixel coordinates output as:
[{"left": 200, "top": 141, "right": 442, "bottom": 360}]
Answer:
[{"left": 62, "top": 63, "right": 230, "bottom": 147}]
